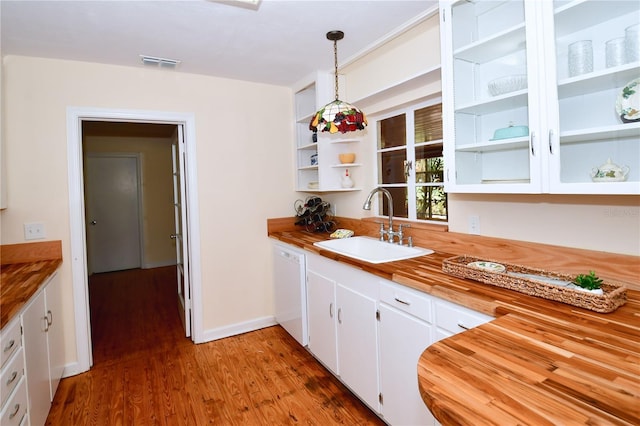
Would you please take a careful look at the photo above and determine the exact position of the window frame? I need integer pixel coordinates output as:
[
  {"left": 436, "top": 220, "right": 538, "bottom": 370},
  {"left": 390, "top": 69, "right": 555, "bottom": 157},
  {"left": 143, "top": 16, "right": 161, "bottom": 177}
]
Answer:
[{"left": 372, "top": 97, "right": 447, "bottom": 224}]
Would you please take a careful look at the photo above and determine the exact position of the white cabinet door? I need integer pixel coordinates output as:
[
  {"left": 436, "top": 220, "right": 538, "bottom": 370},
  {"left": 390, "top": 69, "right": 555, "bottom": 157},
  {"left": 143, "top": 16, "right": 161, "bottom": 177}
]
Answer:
[
  {"left": 541, "top": 0, "right": 640, "bottom": 194},
  {"left": 22, "top": 289, "right": 51, "bottom": 426},
  {"left": 441, "top": 0, "right": 542, "bottom": 194},
  {"left": 44, "top": 273, "right": 64, "bottom": 401},
  {"left": 336, "top": 283, "right": 379, "bottom": 411},
  {"left": 440, "top": 0, "right": 640, "bottom": 195},
  {"left": 378, "top": 304, "right": 435, "bottom": 426},
  {"left": 306, "top": 269, "right": 338, "bottom": 374}
]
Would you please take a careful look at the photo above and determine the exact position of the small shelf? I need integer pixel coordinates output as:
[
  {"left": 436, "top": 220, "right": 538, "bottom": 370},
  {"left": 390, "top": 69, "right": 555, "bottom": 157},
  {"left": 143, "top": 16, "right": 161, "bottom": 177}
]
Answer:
[
  {"left": 457, "top": 137, "right": 529, "bottom": 153},
  {"left": 453, "top": 24, "right": 526, "bottom": 64},
  {"left": 298, "top": 165, "right": 318, "bottom": 171},
  {"left": 329, "top": 139, "right": 359, "bottom": 144},
  {"left": 559, "top": 122, "right": 640, "bottom": 144},
  {"left": 455, "top": 90, "right": 528, "bottom": 115},
  {"left": 554, "top": 0, "right": 639, "bottom": 38},
  {"left": 298, "top": 143, "right": 318, "bottom": 151},
  {"left": 557, "top": 63, "right": 640, "bottom": 99},
  {"left": 331, "top": 163, "right": 362, "bottom": 168}
]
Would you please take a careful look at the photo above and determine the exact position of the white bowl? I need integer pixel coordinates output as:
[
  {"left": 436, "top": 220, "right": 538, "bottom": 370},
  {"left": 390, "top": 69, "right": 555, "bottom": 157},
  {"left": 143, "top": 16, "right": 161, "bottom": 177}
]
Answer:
[{"left": 488, "top": 75, "right": 527, "bottom": 96}]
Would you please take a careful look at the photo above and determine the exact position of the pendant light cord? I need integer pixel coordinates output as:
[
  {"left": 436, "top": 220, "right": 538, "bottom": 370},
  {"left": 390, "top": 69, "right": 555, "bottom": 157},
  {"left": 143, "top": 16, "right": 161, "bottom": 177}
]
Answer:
[{"left": 333, "top": 39, "right": 339, "bottom": 101}]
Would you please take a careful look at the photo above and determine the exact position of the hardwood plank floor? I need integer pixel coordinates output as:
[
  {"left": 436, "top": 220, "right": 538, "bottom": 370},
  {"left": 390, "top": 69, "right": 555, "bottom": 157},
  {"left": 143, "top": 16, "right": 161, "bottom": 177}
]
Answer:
[{"left": 47, "top": 267, "right": 384, "bottom": 425}]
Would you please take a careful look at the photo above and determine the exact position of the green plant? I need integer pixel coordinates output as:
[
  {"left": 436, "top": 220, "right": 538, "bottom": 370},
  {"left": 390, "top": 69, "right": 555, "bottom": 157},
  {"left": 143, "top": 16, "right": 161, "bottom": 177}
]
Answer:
[{"left": 573, "top": 271, "right": 603, "bottom": 290}]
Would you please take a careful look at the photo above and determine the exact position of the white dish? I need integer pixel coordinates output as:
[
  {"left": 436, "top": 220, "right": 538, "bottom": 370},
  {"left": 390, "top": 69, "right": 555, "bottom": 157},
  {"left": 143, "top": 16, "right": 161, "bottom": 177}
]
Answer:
[
  {"left": 467, "top": 261, "right": 505, "bottom": 273},
  {"left": 616, "top": 78, "right": 640, "bottom": 123}
]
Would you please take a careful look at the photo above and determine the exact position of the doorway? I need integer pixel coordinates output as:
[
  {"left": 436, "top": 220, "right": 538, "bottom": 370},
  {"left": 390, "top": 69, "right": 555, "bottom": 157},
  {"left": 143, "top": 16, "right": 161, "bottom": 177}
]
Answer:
[{"left": 66, "top": 107, "right": 203, "bottom": 376}]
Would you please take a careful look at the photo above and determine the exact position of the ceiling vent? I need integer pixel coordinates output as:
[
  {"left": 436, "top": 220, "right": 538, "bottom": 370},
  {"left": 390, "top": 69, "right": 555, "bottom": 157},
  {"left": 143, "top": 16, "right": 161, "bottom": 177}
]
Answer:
[{"left": 139, "top": 55, "right": 181, "bottom": 69}]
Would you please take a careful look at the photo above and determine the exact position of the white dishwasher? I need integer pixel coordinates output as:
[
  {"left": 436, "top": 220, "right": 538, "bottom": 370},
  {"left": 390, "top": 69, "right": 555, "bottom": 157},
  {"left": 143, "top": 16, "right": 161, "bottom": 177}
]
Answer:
[{"left": 273, "top": 242, "right": 308, "bottom": 346}]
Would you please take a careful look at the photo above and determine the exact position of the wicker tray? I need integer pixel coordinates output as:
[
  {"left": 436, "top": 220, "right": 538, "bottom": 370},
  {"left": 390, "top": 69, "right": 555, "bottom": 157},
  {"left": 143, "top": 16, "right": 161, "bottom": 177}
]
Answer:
[{"left": 442, "top": 255, "right": 627, "bottom": 313}]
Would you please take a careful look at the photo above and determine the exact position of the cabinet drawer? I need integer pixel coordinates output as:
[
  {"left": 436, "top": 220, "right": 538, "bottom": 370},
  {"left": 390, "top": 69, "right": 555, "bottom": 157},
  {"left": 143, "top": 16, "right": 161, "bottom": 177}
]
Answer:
[
  {"left": 435, "top": 300, "right": 492, "bottom": 335},
  {"left": 0, "top": 376, "right": 27, "bottom": 426},
  {"left": 379, "top": 281, "right": 432, "bottom": 322},
  {"left": 1, "top": 319, "right": 22, "bottom": 368},
  {"left": 1, "top": 348, "right": 24, "bottom": 409}
]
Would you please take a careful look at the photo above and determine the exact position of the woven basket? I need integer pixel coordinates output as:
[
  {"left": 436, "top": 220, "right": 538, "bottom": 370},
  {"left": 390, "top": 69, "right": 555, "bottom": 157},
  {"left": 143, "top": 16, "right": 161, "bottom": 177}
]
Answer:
[{"left": 442, "top": 255, "right": 627, "bottom": 313}]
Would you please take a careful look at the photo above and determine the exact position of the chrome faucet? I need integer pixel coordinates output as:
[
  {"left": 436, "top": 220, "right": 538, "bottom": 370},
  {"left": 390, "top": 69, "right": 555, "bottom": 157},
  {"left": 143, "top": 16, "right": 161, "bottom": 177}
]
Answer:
[
  {"left": 363, "top": 187, "right": 393, "bottom": 234},
  {"left": 363, "top": 187, "right": 413, "bottom": 245}
]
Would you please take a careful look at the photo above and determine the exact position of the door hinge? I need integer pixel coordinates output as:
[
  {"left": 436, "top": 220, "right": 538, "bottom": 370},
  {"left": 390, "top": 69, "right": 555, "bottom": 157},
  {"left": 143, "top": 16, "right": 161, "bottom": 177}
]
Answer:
[
  {"left": 376, "top": 309, "right": 380, "bottom": 321},
  {"left": 379, "top": 392, "right": 383, "bottom": 404}
]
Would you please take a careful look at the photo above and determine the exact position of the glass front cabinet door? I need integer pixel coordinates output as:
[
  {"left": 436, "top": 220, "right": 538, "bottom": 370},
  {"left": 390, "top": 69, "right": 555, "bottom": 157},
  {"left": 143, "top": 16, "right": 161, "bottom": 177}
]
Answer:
[{"left": 440, "top": 0, "right": 640, "bottom": 195}]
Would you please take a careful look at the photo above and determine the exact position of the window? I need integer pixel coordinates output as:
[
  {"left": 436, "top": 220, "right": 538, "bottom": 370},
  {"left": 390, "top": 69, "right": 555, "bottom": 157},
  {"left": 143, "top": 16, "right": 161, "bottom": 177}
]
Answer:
[{"left": 376, "top": 101, "right": 447, "bottom": 222}]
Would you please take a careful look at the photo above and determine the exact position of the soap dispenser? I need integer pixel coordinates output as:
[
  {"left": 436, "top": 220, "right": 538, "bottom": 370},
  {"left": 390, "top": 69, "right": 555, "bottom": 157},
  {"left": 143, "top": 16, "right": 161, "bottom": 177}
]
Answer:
[{"left": 341, "top": 168, "right": 354, "bottom": 188}]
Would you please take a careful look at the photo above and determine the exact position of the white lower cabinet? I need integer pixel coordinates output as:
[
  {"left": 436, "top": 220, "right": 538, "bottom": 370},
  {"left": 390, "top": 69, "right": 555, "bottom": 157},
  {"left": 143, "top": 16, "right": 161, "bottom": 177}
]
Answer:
[
  {"left": 304, "top": 250, "right": 494, "bottom": 425},
  {"left": 307, "top": 269, "right": 338, "bottom": 374},
  {"left": 378, "top": 280, "right": 436, "bottom": 426},
  {"left": 1, "top": 317, "right": 28, "bottom": 426},
  {"left": 434, "top": 298, "right": 493, "bottom": 342},
  {"left": 335, "top": 283, "right": 379, "bottom": 411},
  {"left": 306, "top": 253, "right": 380, "bottom": 412},
  {"left": 22, "top": 271, "right": 65, "bottom": 426}
]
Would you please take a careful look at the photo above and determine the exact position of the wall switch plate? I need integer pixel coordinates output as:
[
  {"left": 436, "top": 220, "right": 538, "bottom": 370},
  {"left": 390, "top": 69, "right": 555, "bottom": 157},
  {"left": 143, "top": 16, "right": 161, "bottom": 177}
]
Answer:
[
  {"left": 468, "top": 215, "right": 480, "bottom": 235},
  {"left": 24, "top": 222, "right": 46, "bottom": 240}
]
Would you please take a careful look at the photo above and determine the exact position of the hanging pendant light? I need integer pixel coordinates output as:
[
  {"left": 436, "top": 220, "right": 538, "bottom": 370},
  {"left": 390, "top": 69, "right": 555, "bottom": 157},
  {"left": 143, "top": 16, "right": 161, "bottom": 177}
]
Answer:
[{"left": 309, "top": 31, "right": 367, "bottom": 134}]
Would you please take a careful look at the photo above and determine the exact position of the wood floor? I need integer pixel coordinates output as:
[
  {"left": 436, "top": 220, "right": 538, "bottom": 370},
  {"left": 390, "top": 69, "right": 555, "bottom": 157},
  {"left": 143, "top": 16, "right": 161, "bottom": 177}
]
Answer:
[{"left": 47, "top": 267, "right": 384, "bottom": 425}]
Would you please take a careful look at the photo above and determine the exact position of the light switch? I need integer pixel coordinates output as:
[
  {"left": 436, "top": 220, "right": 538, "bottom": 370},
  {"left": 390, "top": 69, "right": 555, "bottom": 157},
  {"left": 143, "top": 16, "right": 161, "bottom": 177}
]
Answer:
[{"left": 24, "top": 222, "right": 46, "bottom": 240}]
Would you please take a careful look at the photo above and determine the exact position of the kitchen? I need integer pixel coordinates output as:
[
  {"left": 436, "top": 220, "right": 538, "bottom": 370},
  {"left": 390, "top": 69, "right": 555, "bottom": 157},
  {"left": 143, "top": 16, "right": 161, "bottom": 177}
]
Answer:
[{"left": 1, "top": 0, "right": 639, "bottom": 425}]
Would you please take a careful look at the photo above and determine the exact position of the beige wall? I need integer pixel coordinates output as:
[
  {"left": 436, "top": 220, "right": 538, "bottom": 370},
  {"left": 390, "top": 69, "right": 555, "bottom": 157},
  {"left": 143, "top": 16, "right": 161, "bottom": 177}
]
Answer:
[
  {"left": 83, "top": 135, "right": 177, "bottom": 268},
  {"left": 1, "top": 55, "right": 296, "bottom": 364}
]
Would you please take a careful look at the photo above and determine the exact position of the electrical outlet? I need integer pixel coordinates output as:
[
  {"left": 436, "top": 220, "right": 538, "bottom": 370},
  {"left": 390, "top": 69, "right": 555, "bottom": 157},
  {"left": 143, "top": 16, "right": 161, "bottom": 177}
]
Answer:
[
  {"left": 24, "top": 222, "right": 46, "bottom": 240},
  {"left": 468, "top": 215, "right": 480, "bottom": 235}
]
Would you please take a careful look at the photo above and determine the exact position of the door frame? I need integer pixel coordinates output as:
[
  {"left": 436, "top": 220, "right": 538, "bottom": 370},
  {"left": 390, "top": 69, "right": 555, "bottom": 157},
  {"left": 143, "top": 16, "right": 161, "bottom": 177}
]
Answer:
[
  {"left": 85, "top": 152, "right": 145, "bottom": 275},
  {"left": 66, "top": 107, "right": 203, "bottom": 374}
]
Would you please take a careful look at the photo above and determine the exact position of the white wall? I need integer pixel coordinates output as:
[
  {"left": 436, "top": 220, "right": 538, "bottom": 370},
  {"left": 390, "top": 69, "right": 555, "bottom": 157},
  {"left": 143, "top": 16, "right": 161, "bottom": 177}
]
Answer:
[{"left": 1, "top": 55, "right": 297, "bottom": 364}]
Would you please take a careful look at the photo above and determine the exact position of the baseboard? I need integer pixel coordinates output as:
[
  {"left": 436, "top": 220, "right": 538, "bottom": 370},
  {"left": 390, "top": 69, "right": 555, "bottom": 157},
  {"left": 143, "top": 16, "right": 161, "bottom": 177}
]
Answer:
[
  {"left": 142, "top": 260, "right": 177, "bottom": 269},
  {"left": 61, "top": 361, "right": 88, "bottom": 378},
  {"left": 199, "top": 316, "right": 277, "bottom": 343}
]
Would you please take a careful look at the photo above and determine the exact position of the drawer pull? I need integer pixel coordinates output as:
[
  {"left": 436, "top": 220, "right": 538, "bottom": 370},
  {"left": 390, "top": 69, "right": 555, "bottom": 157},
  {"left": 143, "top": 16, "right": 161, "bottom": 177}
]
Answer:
[
  {"left": 9, "top": 403, "right": 20, "bottom": 419},
  {"left": 394, "top": 297, "right": 411, "bottom": 306},
  {"left": 3, "top": 339, "right": 15, "bottom": 353},
  {"left": 338, "top": 308, "right": 342, "bottom": 324},
  {"left": 47, "top": 310, "right": 53, "bottom": 327},
  {"left": 6, "top": 371, "right": 18, "bottom": 386},
  {"left": 457, "top": 322, "right": 470, "bottom": 331},
  {"left": 329, "top": 303, "right": 334, "bottom": 318}
]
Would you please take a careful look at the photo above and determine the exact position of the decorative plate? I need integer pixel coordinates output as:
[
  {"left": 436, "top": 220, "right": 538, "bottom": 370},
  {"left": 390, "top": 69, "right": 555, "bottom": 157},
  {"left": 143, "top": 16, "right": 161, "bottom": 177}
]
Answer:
[
  {"left": 467, "top": 261, "right": 506, "bottom": 273},
  {"left": 616, "top": 78, "right": 640, "bottom": 123}
]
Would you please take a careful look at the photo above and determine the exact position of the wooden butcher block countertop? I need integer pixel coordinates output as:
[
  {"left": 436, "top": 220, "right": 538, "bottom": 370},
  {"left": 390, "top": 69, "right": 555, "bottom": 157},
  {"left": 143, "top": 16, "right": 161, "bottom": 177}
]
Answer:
[
  {"left": 269, "top": 230, "right": 640, "bottom": 425},
  {"left": 1, "top": 241, "right": 62, "bottom": 329}
]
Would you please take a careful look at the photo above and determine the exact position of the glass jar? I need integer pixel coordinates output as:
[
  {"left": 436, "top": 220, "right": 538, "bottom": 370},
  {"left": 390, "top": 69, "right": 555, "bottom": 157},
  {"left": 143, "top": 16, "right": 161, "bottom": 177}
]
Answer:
[
  {"left": 605, "top": 37, "right": 626, "bottom": 68},
  {"left": 568, "top": 40, "right": 593, "bottom": 77},
  {"left": 625, "top": 24, "right": 639, "bottom": 63}
]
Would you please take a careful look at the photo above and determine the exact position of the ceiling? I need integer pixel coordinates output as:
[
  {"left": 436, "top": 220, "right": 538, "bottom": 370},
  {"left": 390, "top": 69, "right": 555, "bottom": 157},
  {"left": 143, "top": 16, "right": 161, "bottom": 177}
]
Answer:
[{"left": 1, "top": 0, "right": 438, "bottom": 88}]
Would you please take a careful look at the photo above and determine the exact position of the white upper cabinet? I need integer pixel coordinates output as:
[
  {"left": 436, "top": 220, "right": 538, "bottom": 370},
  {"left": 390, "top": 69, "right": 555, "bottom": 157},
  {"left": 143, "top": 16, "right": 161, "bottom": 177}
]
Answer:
[{"left": 440, "top": 0, "right": 640, "bottom": 194}]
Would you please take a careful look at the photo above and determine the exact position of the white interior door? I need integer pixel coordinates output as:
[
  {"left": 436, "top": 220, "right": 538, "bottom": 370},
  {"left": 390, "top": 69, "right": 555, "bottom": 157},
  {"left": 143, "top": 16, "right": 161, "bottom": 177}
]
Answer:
[
  {"left": 172, "top": 126, "right": 191, "bottom": 337},
  {"left": 85, "top": 154, "right": 142, "bottom": 274}
]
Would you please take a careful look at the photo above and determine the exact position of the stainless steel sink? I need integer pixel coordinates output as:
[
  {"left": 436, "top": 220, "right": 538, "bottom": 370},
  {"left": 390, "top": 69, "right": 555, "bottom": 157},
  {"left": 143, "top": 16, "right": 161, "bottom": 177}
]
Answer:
[{"left": 314, "top": 236, "right": 433, "bottom": 264}]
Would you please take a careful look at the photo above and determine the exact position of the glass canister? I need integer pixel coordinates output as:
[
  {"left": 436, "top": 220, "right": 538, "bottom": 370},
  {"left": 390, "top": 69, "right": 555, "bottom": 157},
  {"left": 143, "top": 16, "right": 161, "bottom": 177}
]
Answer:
[
  {"left": 625, "top": 24, "right": 640, "bottom": 63},
  {"left": 606, "top": 37, "right": 626, "bottom": 68},
  {"left": 568, "top": 40, "right": 593, "bottom": 77}
]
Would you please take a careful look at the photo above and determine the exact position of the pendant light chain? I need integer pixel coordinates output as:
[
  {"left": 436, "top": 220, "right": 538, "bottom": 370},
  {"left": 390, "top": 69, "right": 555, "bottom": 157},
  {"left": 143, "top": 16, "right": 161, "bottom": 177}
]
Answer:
[{"left": 333, "top": 38, "right": 339, "bottom": 101}]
